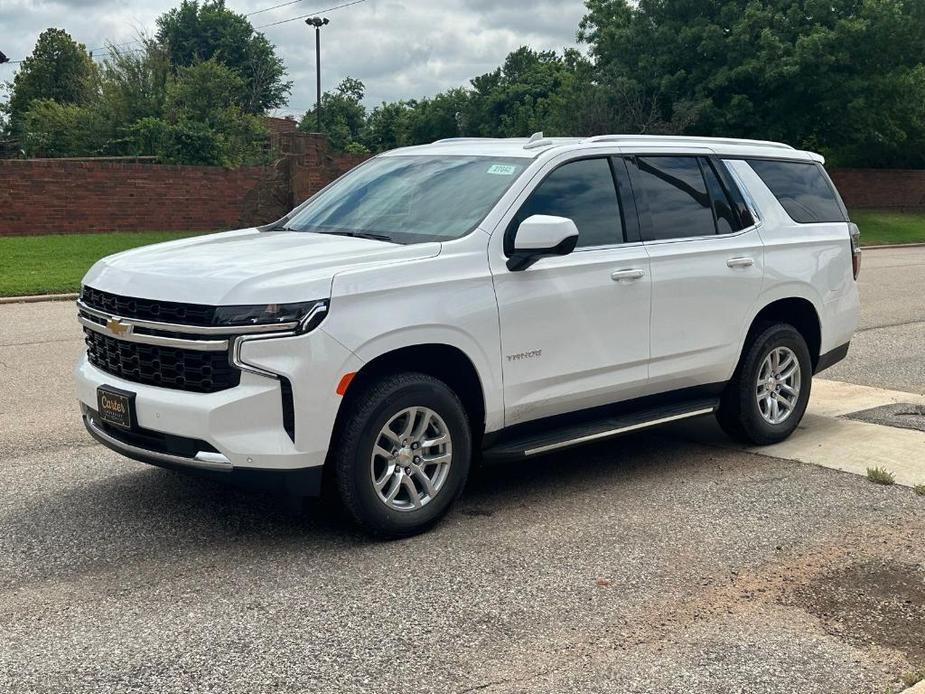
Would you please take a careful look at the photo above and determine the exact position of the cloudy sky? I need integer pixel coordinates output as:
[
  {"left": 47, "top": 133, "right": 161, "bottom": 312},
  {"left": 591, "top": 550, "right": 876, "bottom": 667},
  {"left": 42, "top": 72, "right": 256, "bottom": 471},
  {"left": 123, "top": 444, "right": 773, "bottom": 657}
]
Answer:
[{"left": 0, "top": 0, "right": 588, "bottom": 116}]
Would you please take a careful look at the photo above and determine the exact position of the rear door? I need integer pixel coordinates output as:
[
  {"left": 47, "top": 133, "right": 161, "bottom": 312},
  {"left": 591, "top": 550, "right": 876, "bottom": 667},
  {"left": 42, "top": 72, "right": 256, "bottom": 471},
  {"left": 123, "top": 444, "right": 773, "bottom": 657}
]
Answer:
[{"left": 623, "top": 149, "right": 765, "bottom": 391}]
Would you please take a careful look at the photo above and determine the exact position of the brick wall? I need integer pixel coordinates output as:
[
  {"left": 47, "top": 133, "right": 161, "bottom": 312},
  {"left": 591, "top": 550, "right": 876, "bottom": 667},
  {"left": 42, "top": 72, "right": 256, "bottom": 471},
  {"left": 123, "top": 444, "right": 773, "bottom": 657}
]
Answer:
[
  {"left": 278, "top": 132, "right": 369, "bottom": 207},
  {"left": 829, "top": 168, "right": 925, "bottom": 211},
  {"left": 0, "top": 134, "right": 370, "bottom": 236},
  {"left": 9, "top": 146, "right": 918, "bottom": 236},
  {"left": 0, "top": 160, "right": 279, "bottom": 236},
  {"left": 263, "top": 116, "right": 299, "bottom": 135}
]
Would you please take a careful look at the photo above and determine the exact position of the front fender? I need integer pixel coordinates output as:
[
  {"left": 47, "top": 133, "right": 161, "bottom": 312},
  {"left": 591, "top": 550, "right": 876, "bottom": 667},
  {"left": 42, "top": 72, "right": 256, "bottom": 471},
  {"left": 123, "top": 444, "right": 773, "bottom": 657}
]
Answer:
[{"left": 323, "top": 262, "right": 504, "bottom": 432}]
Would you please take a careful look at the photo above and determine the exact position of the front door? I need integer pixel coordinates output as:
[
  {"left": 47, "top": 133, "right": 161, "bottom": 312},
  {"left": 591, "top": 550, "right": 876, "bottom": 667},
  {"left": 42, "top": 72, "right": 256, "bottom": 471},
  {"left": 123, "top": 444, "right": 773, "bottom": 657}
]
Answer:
[{"left": 490, "top": 155, "right": 652, "bottom": 426}]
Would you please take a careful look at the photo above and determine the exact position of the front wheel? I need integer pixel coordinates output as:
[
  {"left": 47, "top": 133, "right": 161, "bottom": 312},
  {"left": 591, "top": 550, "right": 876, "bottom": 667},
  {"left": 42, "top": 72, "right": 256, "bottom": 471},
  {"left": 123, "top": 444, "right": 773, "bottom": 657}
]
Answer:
[
  {"left": 332, "top": 373, "right": 472, "bottom": 538},
  {"left": 716, "top": 323, "right": 812, "bottom": 445}
]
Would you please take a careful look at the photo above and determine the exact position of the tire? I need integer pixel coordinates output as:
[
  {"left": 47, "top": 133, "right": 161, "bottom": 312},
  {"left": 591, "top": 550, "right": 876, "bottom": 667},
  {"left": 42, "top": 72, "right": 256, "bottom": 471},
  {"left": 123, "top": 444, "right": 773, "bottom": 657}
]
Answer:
[
  {"left": 331, "top": 372, "right": 472, "bottom": 539},
  {"left": 716, "top": 322, "right": 812, "bottom": 445}
]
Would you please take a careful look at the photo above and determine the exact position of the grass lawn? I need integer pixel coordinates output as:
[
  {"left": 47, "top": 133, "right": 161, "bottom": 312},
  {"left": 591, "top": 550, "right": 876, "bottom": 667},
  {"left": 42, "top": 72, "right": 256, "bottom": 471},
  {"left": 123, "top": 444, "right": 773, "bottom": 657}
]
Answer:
[
  {"left": 0, "top": 232, "right": 200, "bottom": 297},
  {"left": 851, "top": 210, "right": 925, "bottom": 247}
]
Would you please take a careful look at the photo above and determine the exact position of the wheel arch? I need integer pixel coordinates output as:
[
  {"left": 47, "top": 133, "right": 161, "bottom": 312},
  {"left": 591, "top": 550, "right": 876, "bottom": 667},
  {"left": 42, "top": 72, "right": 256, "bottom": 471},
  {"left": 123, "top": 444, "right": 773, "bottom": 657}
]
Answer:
[
  {"left": 333, "top": 343, "right": 489, "bottom": 447},
  {"left": 743, "top": 297, "right": 822, "bottom": 369}
]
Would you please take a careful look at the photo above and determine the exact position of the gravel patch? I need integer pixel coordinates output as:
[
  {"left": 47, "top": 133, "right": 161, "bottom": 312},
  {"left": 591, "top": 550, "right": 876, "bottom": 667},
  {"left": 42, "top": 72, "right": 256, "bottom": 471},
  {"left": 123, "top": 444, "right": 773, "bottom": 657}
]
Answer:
[{"left": 845, "top": 403, "right": 925, "bottom": 433}]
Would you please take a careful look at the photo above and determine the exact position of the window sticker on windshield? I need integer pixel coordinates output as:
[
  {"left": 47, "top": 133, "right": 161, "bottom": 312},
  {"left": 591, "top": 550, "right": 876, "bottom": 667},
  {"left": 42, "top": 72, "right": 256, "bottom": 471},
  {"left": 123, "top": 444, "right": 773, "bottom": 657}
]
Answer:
[{"left": 487, "top": 164, "right": 517, "bottom": 176}]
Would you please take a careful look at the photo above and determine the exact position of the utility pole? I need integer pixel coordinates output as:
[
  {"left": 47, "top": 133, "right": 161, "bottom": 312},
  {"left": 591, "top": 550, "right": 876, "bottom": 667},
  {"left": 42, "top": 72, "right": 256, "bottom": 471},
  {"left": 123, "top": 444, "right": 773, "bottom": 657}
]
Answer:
[{"left": 305, "top": 17, "right": 330, "bottom": 134}]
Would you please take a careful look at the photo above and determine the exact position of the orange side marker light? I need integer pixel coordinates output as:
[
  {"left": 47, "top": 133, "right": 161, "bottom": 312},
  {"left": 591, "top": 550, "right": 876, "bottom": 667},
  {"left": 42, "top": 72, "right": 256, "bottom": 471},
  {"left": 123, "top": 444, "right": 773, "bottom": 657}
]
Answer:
[{"left": 336, "top": 372, "right": 356, "bottom": 396}]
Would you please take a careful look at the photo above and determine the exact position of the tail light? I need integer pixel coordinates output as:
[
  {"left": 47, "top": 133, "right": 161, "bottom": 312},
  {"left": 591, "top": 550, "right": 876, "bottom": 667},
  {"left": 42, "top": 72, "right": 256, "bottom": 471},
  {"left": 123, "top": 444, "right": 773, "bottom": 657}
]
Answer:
[{"left": 849, "top": 222, "right": 861, "bottom": 279}]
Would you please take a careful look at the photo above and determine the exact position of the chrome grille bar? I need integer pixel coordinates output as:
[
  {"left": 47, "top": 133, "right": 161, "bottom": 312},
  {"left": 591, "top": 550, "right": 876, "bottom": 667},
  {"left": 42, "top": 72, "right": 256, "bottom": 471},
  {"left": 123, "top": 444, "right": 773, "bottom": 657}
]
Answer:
[
  {"left": 79, "top": 315, "right": 230, "bottom": 351},
  {"left": 77, "top": 300, "right": 299, "bottom": 336}
]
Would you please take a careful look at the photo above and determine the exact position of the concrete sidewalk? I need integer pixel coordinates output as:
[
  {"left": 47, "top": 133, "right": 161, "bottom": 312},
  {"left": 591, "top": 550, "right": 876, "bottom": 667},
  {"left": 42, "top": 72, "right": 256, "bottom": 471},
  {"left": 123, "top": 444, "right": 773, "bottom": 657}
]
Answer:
[{"left": 672, "top": 379, "right": 925, "bottom": 488}]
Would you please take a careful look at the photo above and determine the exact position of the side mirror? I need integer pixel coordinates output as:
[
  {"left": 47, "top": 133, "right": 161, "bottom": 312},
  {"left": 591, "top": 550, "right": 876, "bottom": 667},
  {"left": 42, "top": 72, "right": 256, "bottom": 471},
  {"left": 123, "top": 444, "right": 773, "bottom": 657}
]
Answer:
[{"left": 507, "top": 215, "right": 579, "bottom": 271}]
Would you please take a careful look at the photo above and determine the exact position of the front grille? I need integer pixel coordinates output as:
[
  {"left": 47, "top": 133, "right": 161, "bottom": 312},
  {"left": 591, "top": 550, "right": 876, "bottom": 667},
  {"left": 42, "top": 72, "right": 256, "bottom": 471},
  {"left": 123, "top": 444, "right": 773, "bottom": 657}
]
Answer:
[
  {"left": 82, "top": 286, "right": 217, "bottom": 326},
  {"left": 84, "top": 328, "right": 240, "bottom": 393}
]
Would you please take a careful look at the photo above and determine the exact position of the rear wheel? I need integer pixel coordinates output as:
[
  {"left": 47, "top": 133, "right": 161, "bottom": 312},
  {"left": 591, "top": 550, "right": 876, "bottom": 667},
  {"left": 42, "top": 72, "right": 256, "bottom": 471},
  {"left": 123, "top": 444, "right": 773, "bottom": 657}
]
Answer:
[
  {"left": 716, "top": 322, "right": 812, "bottom": 445},
  {"left": 332, "top": 372, "right": 472, "bottom": 538}
]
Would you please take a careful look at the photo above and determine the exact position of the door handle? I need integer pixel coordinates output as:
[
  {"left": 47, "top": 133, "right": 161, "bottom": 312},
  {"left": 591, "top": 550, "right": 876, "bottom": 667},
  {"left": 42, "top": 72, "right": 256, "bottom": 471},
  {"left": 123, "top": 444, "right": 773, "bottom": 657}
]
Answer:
[
  {"left": 726, "top": 256, "right": 754, "bottom": 268},
  {"left": 611, "top": 268, "right": 645, "bottom": 282}
]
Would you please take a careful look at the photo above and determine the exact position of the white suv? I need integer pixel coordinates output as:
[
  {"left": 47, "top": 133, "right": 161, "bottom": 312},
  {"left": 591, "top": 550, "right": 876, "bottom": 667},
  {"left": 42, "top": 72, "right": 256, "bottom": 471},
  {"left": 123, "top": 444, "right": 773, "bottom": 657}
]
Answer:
[{"left": 76, "top": 134, "right": 861, "bottom": 537}]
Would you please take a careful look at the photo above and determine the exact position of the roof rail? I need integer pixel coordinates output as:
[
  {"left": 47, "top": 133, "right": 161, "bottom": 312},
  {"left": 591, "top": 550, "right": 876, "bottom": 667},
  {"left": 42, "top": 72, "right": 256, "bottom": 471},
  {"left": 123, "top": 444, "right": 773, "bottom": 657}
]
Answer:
[
  {"left": 581, "top": 134, "right": 794, "bottom": 150},
  {"left": 431, "top": 137, "right": 509, "bottom": 144}
]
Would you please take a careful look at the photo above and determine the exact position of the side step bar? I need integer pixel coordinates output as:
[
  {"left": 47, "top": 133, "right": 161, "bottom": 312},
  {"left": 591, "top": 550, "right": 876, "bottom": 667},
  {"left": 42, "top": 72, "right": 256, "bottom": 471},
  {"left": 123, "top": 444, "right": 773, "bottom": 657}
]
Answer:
[{"left": 483, "top": 398, "right": 719, "bottom": 460}]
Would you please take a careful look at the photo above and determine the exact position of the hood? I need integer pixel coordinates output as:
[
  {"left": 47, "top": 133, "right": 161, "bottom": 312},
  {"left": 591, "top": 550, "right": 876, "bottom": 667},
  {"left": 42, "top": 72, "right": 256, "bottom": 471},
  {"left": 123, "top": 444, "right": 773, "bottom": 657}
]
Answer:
[{"left": 82, "top": 228, "right": 441, "bottom": 305}]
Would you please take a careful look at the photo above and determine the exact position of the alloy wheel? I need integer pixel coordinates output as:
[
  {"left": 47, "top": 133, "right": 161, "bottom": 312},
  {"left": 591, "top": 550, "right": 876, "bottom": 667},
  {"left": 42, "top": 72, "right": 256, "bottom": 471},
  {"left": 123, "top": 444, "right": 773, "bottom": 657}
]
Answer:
[
  {"left": 756, "top": 346, "right": 802, "bottom": 425},
  {"left": 370, "top": 406, "right": 453, "bottom": 512}
]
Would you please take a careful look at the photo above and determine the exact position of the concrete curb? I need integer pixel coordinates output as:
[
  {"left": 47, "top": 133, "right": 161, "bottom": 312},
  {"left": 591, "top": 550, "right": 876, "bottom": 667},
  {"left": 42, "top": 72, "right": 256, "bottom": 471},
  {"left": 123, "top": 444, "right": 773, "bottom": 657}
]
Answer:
[
  {"left": 863, "top": 242, "right": 925, "bottom": 250},
  {"left": 0, "top": 292, "right": 78, "bottom": 305},
  {"left": 901, "top": 679, "right": 925, "bottom": 693}
]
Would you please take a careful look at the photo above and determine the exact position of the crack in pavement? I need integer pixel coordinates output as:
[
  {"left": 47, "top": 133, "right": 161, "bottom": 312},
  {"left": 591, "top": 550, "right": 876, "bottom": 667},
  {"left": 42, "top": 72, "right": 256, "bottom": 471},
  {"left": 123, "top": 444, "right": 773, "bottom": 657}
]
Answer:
[
  {"left": 0, "top": 338, "right": 82, "bottom": 348},
  {"left": 857, "top": 318, "right": 925, "bottom": 333},
  {"left": 0, "top": 439, "right": 98, "bottom": 459},
  {"left": 455, "top": 668, "right": 557, "bottom": 694}
]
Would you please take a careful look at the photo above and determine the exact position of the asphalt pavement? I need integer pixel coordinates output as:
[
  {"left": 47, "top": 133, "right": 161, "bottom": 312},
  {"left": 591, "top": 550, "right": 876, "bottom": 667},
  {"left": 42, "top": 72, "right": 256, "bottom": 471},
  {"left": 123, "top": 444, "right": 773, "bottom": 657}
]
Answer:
[
  {"left": 826, "top": 246, "right": 925, "bottom": 394},
  {"left": 0, "top": 248, "right": 923, "bottom": 694}
]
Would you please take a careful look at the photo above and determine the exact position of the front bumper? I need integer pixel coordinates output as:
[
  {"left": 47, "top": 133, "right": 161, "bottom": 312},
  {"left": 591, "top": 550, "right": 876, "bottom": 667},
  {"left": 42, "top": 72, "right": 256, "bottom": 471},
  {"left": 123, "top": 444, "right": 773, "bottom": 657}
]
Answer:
[
  {"left": 82, "top": 405, "right": 324, "bottom": 495},
  {"left": 75, "top": 326, "right": 363, "bottom": 483},
  {"left": 83, "top": 404, "right": 233, "bottom": 471}
]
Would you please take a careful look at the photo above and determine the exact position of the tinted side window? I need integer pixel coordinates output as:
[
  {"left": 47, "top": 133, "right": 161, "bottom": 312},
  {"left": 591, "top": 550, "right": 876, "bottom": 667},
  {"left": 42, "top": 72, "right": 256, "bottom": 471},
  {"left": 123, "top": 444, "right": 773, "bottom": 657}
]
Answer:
[
  {"left": 632, "top": 156, "right": 716, "bottom": 240},
  {"left": 516, "top": 158, "right": 623, "bottom": 248},
  {"left": 700, "top": 158, "right": 739, "bottom": 234},
  {"left": 747, "top": 159, "right": 848, "bottom": 223}
]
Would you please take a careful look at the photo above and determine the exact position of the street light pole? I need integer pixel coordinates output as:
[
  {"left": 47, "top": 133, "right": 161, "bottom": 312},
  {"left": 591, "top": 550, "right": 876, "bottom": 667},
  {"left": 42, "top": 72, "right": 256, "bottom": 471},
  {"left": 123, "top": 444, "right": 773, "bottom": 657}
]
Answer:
[
  {"left": 315, "top": 24, "right": 321, "bottom": 133},
  {"left": 305, "top": 17, "right": 330, "bottom": 134}
]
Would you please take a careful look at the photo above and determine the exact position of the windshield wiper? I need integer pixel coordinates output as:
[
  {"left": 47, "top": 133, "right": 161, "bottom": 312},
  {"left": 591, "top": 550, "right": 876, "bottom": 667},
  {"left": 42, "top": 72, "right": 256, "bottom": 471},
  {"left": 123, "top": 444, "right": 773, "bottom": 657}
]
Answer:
[{"left": 322, "top": 230, "right": 396, "bottom": 243}]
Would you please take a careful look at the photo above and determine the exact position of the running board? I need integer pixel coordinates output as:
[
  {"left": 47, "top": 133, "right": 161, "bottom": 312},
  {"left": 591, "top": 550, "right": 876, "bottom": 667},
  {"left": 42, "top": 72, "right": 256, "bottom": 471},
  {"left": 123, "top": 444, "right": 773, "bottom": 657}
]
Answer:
[{"left": 483, "top": 398, "right": 719, "bottom": 460}]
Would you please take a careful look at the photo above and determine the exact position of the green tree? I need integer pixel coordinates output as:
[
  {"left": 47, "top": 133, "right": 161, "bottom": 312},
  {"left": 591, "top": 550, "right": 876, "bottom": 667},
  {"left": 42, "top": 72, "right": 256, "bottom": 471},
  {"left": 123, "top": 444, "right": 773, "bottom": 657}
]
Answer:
[
  {"left": 467, "top": 47, "right": 573, "bottom": 137},
  {"left": 166, "top": 58, "right": 247, "bottom": 124},
  {"left": 156, "top": 0, "right": 291, "bottom": 113},
  {"left": 544, "top": 50, "right": 696, "bottom": 136},
  {"left": 20, "top": 99, "right": 107, "bottom": 157},
  {"left": 358, "top": 44, "right": 685, "bottom": 149},
  {"left": 299, "top": 77, "right": 368, "bottom": 150},
  {"left": 404, "top": 88, "right": 470, "bottom": 142},
  {"left": 131, "top": 60, "right": 269, "bottom": 166},
  {"left": 0, "top": 83, "right": 10, "bottom": 138},
  {"left": 361, "top": 89, "right": 470, "bottom": 151},
  {"left": 579, "top": 0, "right": 925, "bottom": 166},
  {"left": 363, "top": 100, "right": 415, "bottom": 151},
  {"left": 97, "top": 40, "right": 171, "bottom": 128},
  {"left": 4, "top": 28, "right": 97, "bottom": 136}
]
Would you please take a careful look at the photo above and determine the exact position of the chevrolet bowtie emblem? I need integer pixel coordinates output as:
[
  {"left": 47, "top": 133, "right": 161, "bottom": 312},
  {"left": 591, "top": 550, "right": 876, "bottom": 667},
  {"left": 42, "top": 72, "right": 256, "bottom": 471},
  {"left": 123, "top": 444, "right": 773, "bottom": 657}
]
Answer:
[{"left": 106, "top": 317, "right": 132, "bottom": 337}]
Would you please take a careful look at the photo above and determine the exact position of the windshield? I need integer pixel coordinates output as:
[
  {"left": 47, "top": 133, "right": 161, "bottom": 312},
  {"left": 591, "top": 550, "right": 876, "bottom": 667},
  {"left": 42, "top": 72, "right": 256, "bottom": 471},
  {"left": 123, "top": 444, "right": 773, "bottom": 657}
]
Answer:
[{"left": 282, "top": 155, "right": 529, "bottom": 244}]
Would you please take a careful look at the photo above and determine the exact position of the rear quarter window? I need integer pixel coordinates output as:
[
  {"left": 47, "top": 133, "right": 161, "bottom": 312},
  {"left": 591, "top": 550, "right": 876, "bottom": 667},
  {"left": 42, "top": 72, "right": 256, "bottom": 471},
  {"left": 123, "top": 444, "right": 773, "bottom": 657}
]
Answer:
[{"left": 747, "top": 159, "right": 848, "bottom": 224}]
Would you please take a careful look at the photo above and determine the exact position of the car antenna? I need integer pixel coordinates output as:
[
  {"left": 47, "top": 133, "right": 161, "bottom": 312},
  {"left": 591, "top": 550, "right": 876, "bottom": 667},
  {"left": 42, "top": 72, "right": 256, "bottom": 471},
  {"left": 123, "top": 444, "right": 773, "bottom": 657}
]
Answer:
[{"left": 524, "top": 131, "right": 553, "bottom": 150}]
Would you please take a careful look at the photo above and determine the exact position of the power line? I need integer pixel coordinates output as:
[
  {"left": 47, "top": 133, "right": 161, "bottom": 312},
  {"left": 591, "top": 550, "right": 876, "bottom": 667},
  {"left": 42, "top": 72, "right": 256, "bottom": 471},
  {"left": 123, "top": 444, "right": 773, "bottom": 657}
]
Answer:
[
  {"left": 245, "top": 0, "right": 306, "bottom": 17},
  {"left": 0, "top": 0, "right": 368, "bottom": 66},
  {"left": 254, "top": 0, "right": 367, "bottom": 29}
]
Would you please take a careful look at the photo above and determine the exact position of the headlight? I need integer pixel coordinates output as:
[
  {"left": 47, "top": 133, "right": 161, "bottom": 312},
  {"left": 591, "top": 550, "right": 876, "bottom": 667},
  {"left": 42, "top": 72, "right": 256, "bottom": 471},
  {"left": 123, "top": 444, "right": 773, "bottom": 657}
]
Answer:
[{"left": 212, "top": 299, "right": 328, "bottom": 331}]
